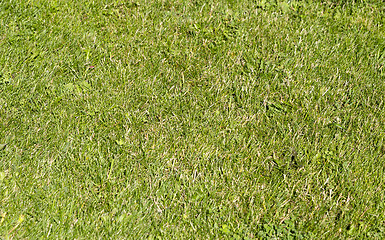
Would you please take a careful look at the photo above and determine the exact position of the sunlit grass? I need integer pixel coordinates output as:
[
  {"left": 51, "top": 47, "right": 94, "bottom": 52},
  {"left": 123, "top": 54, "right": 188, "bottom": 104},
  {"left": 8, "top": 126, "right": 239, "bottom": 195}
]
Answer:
[{"left": 1, "top": 0, "right": 385, "bottom": 238}]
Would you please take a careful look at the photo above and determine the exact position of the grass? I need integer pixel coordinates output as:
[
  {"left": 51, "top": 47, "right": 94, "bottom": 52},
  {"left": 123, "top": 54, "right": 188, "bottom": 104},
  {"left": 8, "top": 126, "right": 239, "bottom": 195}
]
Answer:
[{"left": 1, "top": 0, "right": 385, "bottom": 238}]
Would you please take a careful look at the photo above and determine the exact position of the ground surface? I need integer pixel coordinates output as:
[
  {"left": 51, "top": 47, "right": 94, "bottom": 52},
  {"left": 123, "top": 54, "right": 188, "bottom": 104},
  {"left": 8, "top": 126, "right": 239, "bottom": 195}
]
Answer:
[{"left": 1, "top": 0, "right": 385, "bottom": 239}]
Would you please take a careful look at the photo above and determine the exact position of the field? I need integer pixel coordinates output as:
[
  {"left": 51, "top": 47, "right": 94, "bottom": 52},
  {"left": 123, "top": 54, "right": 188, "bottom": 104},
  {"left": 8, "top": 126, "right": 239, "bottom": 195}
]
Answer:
[{"left": 1, "top": 0, "right": 385, "bottom": 238}]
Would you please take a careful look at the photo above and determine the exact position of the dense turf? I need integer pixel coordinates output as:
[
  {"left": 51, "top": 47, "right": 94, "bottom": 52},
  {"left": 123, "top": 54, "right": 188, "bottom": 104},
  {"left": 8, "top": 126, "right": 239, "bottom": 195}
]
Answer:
[{"left": 1, "top": 0, "right": 385, "bottom": 238}]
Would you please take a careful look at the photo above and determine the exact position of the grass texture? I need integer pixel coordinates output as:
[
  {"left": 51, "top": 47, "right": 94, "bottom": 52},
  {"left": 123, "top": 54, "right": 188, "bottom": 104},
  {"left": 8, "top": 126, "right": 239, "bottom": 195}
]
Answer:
[{"left": 1, "top": 0, "right": 385, "bottom": 238}]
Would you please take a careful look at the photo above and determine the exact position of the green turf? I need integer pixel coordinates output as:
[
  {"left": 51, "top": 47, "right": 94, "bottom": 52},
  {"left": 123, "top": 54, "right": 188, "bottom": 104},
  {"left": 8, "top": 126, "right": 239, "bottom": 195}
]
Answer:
[{"left": 1, "top": 0, "right": 385, "bottom": 238}]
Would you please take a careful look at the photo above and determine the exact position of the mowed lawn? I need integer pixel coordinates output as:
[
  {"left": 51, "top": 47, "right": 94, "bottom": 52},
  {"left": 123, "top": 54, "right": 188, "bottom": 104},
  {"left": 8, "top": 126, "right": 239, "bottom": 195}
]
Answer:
[{"left": 1, "top": 0, "right": 385, "bottom": 238}]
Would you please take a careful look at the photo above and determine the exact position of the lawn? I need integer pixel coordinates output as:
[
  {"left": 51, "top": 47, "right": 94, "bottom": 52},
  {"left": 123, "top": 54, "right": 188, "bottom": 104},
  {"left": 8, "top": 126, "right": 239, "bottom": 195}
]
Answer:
[{"left": 1, "top": 0, "right": 385, "bottom": 238}]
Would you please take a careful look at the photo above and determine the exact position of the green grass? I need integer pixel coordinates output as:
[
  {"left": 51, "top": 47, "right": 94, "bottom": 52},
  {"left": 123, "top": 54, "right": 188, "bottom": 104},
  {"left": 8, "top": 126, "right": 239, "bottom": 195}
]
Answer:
[{"left": 1, "top": 0, "right": 385, "bottom": 238}]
